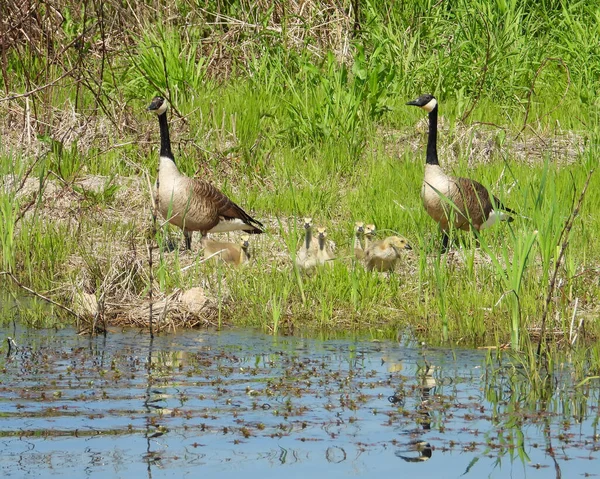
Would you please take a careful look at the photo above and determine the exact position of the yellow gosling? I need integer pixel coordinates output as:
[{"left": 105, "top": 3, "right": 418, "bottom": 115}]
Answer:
[
  {"left": 364, "top": 235, "right": 412, "bottom": 272},
  {"left": 203, "top": 234, "right": 251, "bottom": 266},
  {"left": 354, "top": 222, "right": 366, "bottom": 260}
]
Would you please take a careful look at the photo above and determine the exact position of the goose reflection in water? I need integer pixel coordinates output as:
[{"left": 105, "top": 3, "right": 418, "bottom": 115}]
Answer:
[{"left": 395, "top": 440, "right": 433, "bottom": 462}]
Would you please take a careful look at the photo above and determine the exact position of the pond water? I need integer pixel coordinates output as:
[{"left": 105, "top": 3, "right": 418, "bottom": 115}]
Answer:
[{"left": 0, "top": 326, "right": 598, "bottom": 478}]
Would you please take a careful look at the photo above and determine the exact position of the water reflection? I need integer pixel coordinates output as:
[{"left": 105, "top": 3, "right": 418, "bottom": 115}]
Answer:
[
  {"left": 395, "top": 440, "right": 433, "bottom": 462},
  {"left": 415, "top": 362, "right": 436, "bottom": 431},
  {"left": 0, "top": 326, "right": 598, "bottom": 479}
]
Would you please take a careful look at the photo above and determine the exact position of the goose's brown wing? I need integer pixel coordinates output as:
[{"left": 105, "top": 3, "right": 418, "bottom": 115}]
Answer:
[
  {"left": 454, "top": 177, "right": 493, "bottom": 227},
  {"left": 455, "top": 177, "right": 515, "bottom": 226},
  {"left": 192, "top": 180, "right": 264, "bottom": 233}
]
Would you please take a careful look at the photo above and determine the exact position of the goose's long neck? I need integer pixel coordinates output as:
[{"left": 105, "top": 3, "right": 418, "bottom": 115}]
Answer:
[
  {"left": 318, "top": 237, "right": 327, "bottom": 253},
  {"left": 158, "top": 112, "right": 175, "bottom": 162},
  {"left": 426, "top": 106, "right": 439, "bottom": 166},
  {"left": 305, "top": 228, "right": 312, "bottom": 249},
  {"left": 354, "top": 235, "right": 363, "bottom": 250},
  {"left": 157, "top": 111, "right": 181, "bottom": 183}
]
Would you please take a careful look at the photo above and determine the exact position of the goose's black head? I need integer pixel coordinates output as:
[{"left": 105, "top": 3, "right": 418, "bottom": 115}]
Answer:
[
  {"left": 406, "top": 94, "right": 437, "bottom": 113},
  {"left": 148, "top": 96, "right": 168, "bottom": 115}
]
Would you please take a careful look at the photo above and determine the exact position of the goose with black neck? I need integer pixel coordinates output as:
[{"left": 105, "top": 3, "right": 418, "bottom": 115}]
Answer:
[
  {"left": 406, "top": 93, "right": 515, "bottom": 251},
  {"left": 147, "top": 96, "right": 264, "bottom": 250}
]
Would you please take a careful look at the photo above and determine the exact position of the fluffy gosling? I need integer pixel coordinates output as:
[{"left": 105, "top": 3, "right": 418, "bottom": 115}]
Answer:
[
  {"left": 364, "top": 235, "right": 412, "bottom": 272},
  {"left": 354, "top": 222, "right": 366, "bottom": 260},
  {"left": 295, "top": 217, "right": 319, "bottom": 270},
  {"left": 202, "top": 234, "right": 251, "bottom": 266},
  {"left": 364, "top": 224, "right": 377, "bottom": 250},
  {"left": 316, "top": 227, "right": 335, "bottom": 265}
]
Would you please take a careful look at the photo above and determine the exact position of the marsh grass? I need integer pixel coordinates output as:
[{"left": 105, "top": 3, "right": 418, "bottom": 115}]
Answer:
[{"left": 0, "top": 0, "right": 598, "bottom": 351}]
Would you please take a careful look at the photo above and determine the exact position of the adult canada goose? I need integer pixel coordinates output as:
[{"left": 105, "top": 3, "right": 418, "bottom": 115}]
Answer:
[
  {"left": 354, "top": 222, "right": 366, "bottom": 260},
  {"left": 295, "top": 217, "right": 319, "bottom": 270},
  {"left": 202, "top": 234, "right": 251, "bottom": 265},
  {"left": 147, "top": 96, "right": 263, "bottom": 249},
  {"left": 364, "top": 224, "right": 377, "bottom": 250},
  {"left": 406, "top": 94, "right": 515, "bottom": 250},
  {"left": 364, "top": 236, "right": 412, "bottom": 272},
  {"left": 316, "top": 227, "right": 335, "bottom": 265}
]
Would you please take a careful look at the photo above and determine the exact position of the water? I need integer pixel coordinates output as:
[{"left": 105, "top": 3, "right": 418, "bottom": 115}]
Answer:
[{"left": 0, "top": 326, "right": 598, "bottom": 478}]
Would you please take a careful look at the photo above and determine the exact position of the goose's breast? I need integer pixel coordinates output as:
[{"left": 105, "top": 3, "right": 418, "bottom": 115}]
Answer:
[{"left": 421, "top": 166, "right": 452, "bottom": 221}]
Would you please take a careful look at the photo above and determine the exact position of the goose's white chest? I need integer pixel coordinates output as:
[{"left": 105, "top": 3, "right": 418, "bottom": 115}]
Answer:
[
  {"left": 421, "top": 164, "right": 455, "bottom": 226},
  {"left": 158, "top": 157, "right": 183, "bottom": 194},
  {"left": 157, "top": 157, "right": 190, "bottom": 223},
  {"left": 421, "top": 165, "right": 451, "bottom": 204}
]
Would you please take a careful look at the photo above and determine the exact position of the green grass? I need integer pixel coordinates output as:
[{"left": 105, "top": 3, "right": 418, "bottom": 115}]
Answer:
[{"left": 0, "top": 0, "right": 599, "bottom": 353}]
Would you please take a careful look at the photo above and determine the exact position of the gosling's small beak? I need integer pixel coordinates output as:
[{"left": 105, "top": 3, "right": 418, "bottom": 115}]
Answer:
[{"left": 405, "top": 243, "right": 412, "bottom": 250}]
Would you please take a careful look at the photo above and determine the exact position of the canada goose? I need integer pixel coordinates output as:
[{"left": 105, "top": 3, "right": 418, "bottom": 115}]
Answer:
[
  {"left": 147, "top": 96, "right": 263, "bottom": 249},
  {"left": 364, "top": 224, "right": 377, "bottom": 250},
  {"left": 353, "top": 222, "right": 365, "bottom": 260},
  {"left": 295, "top": 217, "right": 319, "bottom": 270},
  {"left": 364, "top": 235, "right": 412, "bottom": 272},
  {"left": 406, "top": 94, "right": 515, "bottom": 250},
  {"left": 316, "top": 227, "right": 335, "bottom": 265},
  {"left": 202, "top": 234, "right": 251, "bottom": 265}
]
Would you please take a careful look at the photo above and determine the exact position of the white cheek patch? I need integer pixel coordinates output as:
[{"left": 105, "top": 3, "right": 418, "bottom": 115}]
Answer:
[
  {"left": 422, "top": 98, "right": 438, "bottom": 112},
  {"left": 156, "top": 102, "right": 168, "bottom": 115}
]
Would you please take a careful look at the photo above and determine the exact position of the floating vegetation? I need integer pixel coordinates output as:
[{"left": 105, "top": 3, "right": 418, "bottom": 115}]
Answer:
[{"left": 0, "top": 327, "right": 599, "bottom": 477}]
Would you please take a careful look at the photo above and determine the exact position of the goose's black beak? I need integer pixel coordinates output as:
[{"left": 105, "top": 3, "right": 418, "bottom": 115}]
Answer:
[{"left": 147, "top": 96, "right": 164, "bottom": 111}]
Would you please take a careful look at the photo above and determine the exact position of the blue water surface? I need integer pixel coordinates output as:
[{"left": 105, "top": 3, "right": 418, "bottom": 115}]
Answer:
[{"left": 0, "top": 326, "right": 598, "bottom": 478}]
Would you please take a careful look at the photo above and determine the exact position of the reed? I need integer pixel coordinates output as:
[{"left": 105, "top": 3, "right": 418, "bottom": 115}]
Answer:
[{"left": 0, "top": 0, "right": 598, "bottom": 351}]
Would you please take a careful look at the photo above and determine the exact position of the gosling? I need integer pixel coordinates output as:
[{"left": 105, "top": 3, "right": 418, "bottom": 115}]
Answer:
[
  {"left": 202, "top": 234, "right": 251, "bottom": 266},
  {"left": 295, "top": 217, "right": 319, "bottom": 270},
  {"left": 354, "top": 222, "right": 366, "bottom": 260},
  {"left": 364, "top": 224, "right": 377, "bottom": 250},
  {"left": 316, "top": 227, "right": 335, "bottom": 266},
  {"left": 364, "top": 236, "right": 412, "bottom": 272}
]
